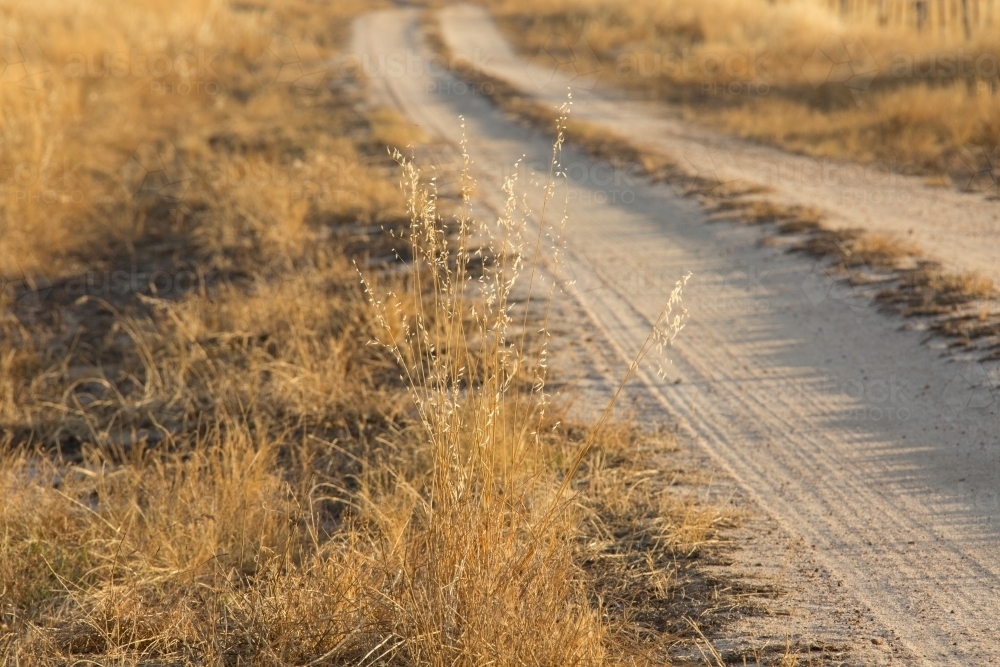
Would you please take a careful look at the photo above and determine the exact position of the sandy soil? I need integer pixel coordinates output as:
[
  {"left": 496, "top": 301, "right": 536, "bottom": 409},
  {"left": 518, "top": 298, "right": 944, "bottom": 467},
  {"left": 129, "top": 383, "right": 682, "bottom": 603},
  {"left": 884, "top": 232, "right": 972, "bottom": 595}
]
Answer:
[{"left": 350, "top": 7, "right": 1000, "bottom": 664}]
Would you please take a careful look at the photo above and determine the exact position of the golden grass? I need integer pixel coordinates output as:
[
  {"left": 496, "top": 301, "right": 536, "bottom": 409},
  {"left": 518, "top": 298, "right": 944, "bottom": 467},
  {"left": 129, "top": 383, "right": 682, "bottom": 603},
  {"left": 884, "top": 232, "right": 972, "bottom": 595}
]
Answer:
[
  {"left": 0, "top": 0, "right": 394, "bottom": 279},
  {"left": 710, "top": 86, "right": 1000, "bottom": 174},
  {"left": 0, "top": 1, "right": 731, "bottom": 664}
]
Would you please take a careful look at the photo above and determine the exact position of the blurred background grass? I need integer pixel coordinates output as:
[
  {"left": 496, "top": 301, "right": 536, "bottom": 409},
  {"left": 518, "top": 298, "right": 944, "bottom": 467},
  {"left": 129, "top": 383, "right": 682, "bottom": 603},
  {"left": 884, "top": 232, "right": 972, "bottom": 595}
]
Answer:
[{"left": 488, "top": 0, "right": 1000, "bottom": 177}]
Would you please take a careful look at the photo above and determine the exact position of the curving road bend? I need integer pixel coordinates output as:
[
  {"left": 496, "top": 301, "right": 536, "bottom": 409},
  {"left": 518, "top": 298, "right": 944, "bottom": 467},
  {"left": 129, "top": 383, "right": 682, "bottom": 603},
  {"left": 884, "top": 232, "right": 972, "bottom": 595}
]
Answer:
[{"left": 350, "top": 7, "right": 1000, "bottom": 664}]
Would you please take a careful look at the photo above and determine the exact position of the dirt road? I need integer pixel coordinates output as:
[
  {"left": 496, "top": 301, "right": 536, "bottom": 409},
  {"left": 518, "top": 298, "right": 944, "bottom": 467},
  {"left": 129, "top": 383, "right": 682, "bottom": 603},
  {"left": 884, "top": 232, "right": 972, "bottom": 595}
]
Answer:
[
  {"left": 439, "top": 4, "right": 1000, "bottom": 287},
  {"left": 351, "top": 7, "right": 1000, "bottom": 664}
]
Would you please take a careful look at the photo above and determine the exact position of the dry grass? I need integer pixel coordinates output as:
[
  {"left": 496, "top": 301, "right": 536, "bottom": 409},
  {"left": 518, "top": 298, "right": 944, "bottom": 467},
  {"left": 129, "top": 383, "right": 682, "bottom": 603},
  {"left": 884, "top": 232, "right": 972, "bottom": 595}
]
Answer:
[
  {"left": 0, "top": 1, "right": 738, "bottom": 664},
  {"left": 486, "top": 0, "right": 1000, "bottom": 179},
  {"left": 711, "top": 200, "right": 824, "bottom": 230},
  {"left": 0, "top": 0, "right": 397, "bottom": 279},
  {"left": 711, "top": 87, "right": 1000, "bottom": 175}
]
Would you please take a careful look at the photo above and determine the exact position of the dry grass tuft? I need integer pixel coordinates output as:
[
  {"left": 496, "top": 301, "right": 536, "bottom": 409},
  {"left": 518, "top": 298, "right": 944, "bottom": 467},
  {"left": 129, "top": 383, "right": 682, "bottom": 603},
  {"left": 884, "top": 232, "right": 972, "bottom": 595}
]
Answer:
[
  {"left": 791, "top": 228, "right": 914, "bottom": 268},
  {"left": 846, "top": 233, "right": 918, "bottom": 268},
  {"left": 712, "top": 199, "right": 824, "bottom": 230},
  {"left": 879, "top": 264, "right": 996, "bottom": 314}
]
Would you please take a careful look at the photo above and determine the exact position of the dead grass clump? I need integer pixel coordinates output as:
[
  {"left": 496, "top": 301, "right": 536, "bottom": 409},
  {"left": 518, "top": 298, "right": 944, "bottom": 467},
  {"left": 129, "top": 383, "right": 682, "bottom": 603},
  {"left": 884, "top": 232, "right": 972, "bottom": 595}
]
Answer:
[
  {"left": 352, "top": 122, "right": 696, "bottom": 660},
  {"left": 790, "top": 230, "right": 916, "bottom": 269},
  {"left": 873, "top": 265, "right": 1000, "bottom": 355},
  {"left": 932, "top": 314, "right": 1000, "bottom": 343},
  {"left": 846, "top": 233, "right": 918, "bottom": 268},
  {"left": 569, "top": 423, "right": 731, "bottom": 652},
  {"left": 878, "top": 264, "right": 996, "bottom": 314},
  {"left": 713, "top": 199, "right": 824, "bottom": 229}
]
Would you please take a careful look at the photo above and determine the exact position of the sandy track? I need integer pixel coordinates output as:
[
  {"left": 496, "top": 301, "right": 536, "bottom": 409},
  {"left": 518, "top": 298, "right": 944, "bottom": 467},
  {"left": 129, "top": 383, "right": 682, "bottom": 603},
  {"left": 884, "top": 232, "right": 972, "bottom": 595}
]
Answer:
[{"left": 351, "top": 7, "right": 1000, "bottom": 664}]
